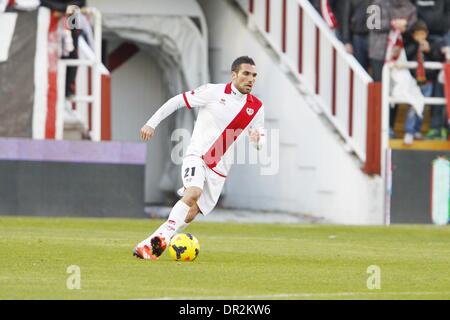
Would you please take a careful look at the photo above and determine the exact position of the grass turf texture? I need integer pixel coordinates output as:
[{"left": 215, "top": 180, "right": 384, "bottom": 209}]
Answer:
[{"left": 0, "top": 216, "right": 449, "bottom": 300}]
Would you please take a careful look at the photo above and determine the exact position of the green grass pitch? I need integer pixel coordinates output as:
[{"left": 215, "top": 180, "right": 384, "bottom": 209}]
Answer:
[{"left": 1, "top": 216, "right": 450, "bottom": 300}]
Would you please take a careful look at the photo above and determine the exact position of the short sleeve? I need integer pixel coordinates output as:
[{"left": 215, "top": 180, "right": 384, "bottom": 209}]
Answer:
[{"left": 182, "top": 83, "right": 214, "bottom": 109}]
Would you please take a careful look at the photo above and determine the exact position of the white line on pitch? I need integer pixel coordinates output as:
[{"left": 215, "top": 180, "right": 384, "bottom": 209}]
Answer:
[{"left": 136, "top": 291, "right": 450, "bottom": 300}]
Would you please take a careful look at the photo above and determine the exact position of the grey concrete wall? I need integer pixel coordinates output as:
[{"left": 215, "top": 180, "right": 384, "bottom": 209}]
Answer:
[
  {"left": 0, "top": 161, "right": 145, "bottom": 218},
  {"left": 0, "top": 138, "right": 146, "bottom": 218}
]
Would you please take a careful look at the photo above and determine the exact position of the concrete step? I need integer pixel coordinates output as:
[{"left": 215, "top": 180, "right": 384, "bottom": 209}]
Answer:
[{"left": 390, "top": 139, "right": 450, "bottom": 151}]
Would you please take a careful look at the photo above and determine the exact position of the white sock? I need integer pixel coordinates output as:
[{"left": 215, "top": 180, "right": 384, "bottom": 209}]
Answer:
[{"left": 138, "top": 200, "right": 190, "bottom": 247}]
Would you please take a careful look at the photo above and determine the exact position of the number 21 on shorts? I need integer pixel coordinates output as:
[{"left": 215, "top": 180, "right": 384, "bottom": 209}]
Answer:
[{"left": 184, "top": 167, "right": 196, "bottom": 178}]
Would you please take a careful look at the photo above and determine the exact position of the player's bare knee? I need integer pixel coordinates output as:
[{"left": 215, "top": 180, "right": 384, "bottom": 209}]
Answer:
[
  {"left": 182, "top": 187, "right": 202, "bottom": 206},
  {"left": 184, "top": 212, "right": 197, "bottom": 224},
  {"left": 184, "top": 202, "right": 200, "bottom": 224}
]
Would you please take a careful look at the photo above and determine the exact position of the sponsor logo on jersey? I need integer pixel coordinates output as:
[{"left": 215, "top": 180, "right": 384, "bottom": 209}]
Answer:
[{"left": 219, "top": 98, "right": 226, "bottom": 105}]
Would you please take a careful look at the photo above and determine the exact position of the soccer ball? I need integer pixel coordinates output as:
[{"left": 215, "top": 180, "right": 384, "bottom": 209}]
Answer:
[{"left": 169, "top": 233, "right": 200, "bottom": 262}]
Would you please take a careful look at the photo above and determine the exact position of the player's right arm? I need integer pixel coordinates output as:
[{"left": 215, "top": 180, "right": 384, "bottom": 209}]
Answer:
[
  {"left": 141, "top": 95, "right": 184, "bottom": 141},
  {"left": 141, "top": 84, "right": 213, "bottom": 141}
]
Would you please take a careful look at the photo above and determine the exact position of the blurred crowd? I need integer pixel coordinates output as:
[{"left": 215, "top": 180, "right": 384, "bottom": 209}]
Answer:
[{"left": 310, "top": 0, "right": 450, "bottom": 144}]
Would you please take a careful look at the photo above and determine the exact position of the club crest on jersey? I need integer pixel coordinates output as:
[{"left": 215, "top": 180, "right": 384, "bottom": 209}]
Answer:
[{"left": 246, "top": 107, "right": 254, "bottom": 116}]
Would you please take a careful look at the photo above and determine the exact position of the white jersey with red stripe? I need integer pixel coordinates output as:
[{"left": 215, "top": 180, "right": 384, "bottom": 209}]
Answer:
[
  {"left": 145, "top": 82, "right": 265, "bottom": 178},
  {"left": 183, "top": 82, "right": 264, "bottom": 177}
]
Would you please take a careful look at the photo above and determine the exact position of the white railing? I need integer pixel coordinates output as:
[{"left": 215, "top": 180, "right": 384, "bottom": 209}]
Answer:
[
  {"left": 381, "top": 61, "right": 447, "bottom": 203},
  {"left": 236, "top": 0, "right": 374, "bottom": 163},
  {"left": 56, "top": 7, "right": 109, "bottom": 141}
]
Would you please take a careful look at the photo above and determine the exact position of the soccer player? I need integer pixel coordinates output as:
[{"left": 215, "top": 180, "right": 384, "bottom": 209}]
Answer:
[{"left": 133, "top": 56, "right": 265, "bottom": 260}]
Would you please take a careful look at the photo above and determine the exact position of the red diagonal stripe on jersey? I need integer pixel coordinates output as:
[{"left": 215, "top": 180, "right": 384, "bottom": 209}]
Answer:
[{"left": 203, "top": 94, "right": 262, "bottom": 169}]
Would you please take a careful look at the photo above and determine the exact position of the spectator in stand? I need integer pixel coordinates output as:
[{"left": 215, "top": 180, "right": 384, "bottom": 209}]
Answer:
[
  {"left": 40, "top": 0, "right": 85, "bottom": 12},
  {"left": 309, "top": 0, "right": 346, "bottom": 41},
  {"left": 411, "top": 0, "right": 450, "bottom": 45},
  {"left": 403, "top": 20, "right": 446, "bottom": 145},
  {"left": 369, "top": 0, "right": 417, "bottom": 138},
  {"left": 369, "top": 0, "right": 417, "bottom": 81},
  {"left": 40, "top": 0, "right": 87, "bottom": 98},
  {"left": 341, "top": 0, "right": 371, "bottom": 71},
  {"left": 410, "top": 0, "right": 450, "bottom": 140}
]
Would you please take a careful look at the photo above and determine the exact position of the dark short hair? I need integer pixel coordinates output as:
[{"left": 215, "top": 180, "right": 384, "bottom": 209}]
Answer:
[
  {"left": 231, "top": 56, "right": 255, "bottom": 73},
  {"left": 411, "top": 20, "right": 428, "bottom": 34}
]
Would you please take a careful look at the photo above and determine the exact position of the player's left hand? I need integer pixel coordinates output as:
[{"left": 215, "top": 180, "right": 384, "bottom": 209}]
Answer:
[{"left": 249, "top": 128, "right": 261, "bottom": 143}]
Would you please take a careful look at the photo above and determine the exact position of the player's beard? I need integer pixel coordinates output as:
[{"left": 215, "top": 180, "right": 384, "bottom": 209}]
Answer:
[{"left": 240, "top": 84, "right": 252, "bottom": 94}]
